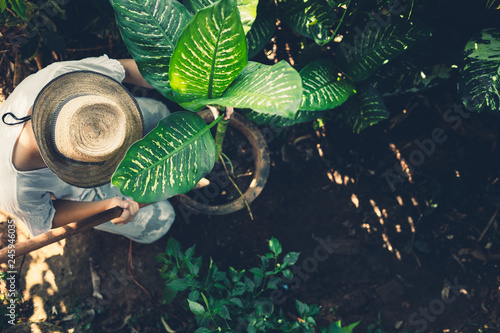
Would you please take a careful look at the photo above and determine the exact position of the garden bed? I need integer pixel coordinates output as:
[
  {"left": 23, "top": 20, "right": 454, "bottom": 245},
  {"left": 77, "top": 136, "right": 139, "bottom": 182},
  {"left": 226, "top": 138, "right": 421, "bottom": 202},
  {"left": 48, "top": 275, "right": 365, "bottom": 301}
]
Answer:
[{"left": 1, "top": 1, "right": 500, "bottom": 332}]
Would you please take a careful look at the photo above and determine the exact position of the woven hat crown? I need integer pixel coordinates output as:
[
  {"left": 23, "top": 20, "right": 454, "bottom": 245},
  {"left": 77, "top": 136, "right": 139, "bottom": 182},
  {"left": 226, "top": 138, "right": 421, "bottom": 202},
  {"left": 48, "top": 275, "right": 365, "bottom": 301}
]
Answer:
[
  {"left": 32, "top": 71, "right": 144, "bottom": 188},
  {"left": 52, "top": 95, "right": 127, "bottom": 163}
]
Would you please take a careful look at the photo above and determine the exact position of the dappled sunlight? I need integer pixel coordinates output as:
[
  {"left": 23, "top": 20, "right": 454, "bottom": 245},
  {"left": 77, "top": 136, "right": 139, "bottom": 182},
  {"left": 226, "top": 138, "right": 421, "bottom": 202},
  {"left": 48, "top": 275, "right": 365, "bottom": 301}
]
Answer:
[
  {"left": 389, "top": 142, "right": 413, "bottom": 183},
  {"left": 333, "top": 170, "right": 343, "bottom": 185},
  {"left": 410, "top": 197, "right": 424, "bottom": 217},
  {"left": 2, "top": 218, "right": 70, "bottom": 322},
  {"left": 265, "top": 37, "right": 278, "bottom": 63},
  {"left": 411, "top": 197, "right": 419, "bottom": 208},
  {"left": 24, "top": 239, "right": 66, "bottom": 321},
  {"left": 308, "top": 115, "right": 428, "bottom": 265},
  {"left": 407, "top": 216, "right": 416, "bottom": 233},
  {"left": 369, "top": 199, "right": 401, "bottom": 260},
  {"left": 316, "top": 143, "right": 324, "bottom": 157},
  {"left": 325, "top": 169, "right": 355, "bottom": 185},
  {"left": 369, "top": 199, "right": 383, "bottom": 222},
  {"left": 351, "top": 193, "right": 359, "bottom": 208},
  {"left": 356, "top": 192, "right": 421, "bottom": 263},
  {"left": 285, "top": 43, "right": 295, "bottom": 66},
  {"left": 361, "top": 223, "right": 372, "bottom": 233}
]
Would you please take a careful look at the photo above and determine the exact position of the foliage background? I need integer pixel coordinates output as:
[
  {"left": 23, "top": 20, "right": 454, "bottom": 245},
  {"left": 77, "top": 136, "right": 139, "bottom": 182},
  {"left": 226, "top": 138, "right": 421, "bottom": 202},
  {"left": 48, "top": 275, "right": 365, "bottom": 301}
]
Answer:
[{"left": 1, "top": 0, "right": 500, "bottom": 332}]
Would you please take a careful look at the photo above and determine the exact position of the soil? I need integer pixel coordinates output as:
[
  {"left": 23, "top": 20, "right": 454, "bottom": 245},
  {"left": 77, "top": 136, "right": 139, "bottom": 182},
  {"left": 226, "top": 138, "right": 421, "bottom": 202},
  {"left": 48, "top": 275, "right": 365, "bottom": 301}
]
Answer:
[
  {"left": 185, "top": 124, "right": 257, "bottom": 206},
  {"left": 1, "top": 1, "right": 500, "bottom": 332},
  {"left": 1, "top": 79, "right": 500, "bottom": 333}
]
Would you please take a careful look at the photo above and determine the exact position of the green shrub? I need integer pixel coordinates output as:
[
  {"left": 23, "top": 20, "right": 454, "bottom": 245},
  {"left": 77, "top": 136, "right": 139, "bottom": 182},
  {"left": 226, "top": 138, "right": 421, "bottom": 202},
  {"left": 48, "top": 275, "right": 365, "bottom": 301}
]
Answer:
[{"left": 156, "top": 237, "right": 359, "bottom": 332}]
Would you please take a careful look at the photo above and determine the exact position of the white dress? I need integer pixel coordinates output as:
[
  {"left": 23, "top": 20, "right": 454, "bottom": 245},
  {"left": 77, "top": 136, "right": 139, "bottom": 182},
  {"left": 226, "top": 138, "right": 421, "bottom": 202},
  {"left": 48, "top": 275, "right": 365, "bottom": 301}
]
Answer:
[{"left": 0, "top": 55, "right": 175, "bottom": 243}]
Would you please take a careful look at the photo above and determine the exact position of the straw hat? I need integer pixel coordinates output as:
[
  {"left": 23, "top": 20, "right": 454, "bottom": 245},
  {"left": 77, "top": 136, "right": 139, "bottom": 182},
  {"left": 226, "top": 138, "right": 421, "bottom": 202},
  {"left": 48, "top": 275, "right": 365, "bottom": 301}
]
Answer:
[{"left": 31, "top": 71, "right": 144, "bottom": 188}]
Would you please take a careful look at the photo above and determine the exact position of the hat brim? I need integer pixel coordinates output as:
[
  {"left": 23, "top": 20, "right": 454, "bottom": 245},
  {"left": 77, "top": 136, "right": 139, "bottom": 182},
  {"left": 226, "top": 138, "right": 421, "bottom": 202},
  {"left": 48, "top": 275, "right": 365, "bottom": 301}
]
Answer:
[{"left": 32, "top": 71, "right": 144, "bottom": 188}]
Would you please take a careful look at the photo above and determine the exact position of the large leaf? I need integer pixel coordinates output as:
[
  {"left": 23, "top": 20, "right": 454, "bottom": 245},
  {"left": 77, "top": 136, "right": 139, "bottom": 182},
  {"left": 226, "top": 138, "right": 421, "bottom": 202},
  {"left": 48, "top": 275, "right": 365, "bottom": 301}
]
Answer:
[
  {"left": 169, "top": 0, "right": 248, "bottom": 106},
  {"left": 111, "top": 112, "right": 216, "bottom": 203},
  {"left": 183, "top": 0, "right": 211, "bottom": 13},
  {"left": 240, "top": 108, "right": 326, "bottom": 126},
  {"left": 8, "top": 0, "right": 26, "bottom": 19},
  {"left": 111, "top": 0, "right": 192, "bottom": 100},
  {"left": 183, "top": 0, "right": 258, "bottom": 34},
  {"left": 246, "top": 0, "right": 276, "bottom": 58},
  {"left": 341, "top": 84, "right": 389, "bottom": 133},
  {"left": 278, "top": 0, "right": 337, "bottom": 46},
  {"left": 299, "top": 59, "right": 356, "bottom": 111},
  {"left": 199, "top": 61, "right": 302, "bottom": 118},
  {"left": 459, "top": 28, "right": 500, "bottom": 114},
  {"left": 236, "top": 0, "right": 259, "bottom": 34},
  {"left": 1, "top": 0, "right": 7, "bottom": 12},
  {"left": 336, "top": 19, "right": 433, "bottom": 82}
]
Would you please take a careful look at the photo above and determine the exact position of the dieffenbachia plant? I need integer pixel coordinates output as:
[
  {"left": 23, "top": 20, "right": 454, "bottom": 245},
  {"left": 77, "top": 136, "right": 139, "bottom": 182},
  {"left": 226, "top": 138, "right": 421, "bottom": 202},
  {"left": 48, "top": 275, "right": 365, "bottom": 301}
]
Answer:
[
  {"left": 109, "top": 0, "right": 437, "bottom": 203},
  {"left": 110, "top": 0, "right": 303, "bottom": 203},
  {"left": 459, "top": 28, "right": 500, "bottom": 114}
]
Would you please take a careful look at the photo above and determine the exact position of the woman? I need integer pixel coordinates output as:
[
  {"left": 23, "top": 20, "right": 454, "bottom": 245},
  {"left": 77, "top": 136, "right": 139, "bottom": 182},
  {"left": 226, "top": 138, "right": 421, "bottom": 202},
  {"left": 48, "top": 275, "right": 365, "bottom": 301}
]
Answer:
[{"left": 0, "top": 55, "right": 175, "bottom": 243}]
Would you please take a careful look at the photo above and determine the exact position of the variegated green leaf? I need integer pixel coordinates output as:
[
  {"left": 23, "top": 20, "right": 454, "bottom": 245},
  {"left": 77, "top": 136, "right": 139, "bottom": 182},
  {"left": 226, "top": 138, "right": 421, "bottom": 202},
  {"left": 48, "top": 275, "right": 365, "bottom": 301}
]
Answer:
[
  {"left": 299, "top": 59, "right": 356, "bottom": 111},
  {"left": 197, "top": 61, "right": 302, "bottom": 118},
  {"left": 111, "top": 0, "right": 192, "bottom": 100},
  {"left": 247, "top": 0, "right": 276, "bottom": 59},
  {"left": 111, "top": 112, "right": 216, "bottom": 203},
  {"left": 278, "top": 0, "right": 337, "bottom": 46},
  {"left": 183, "top": 0, "right": 212, "bottom": 13},
  {"left": 169, "top": 0, "right": 248, "bottom": 107},
  {"left": 459, "top": 28, "right": 500, "bottom": 114},
  {"left": 341, "top": 84, "right": 389, "bottom": 133},
  {"left": 336, "top": 19, "right": 433, "bottom": 82},
  {"left": 240, "top": 108, "right": 326, "bottom": 126},
  {"left": 183, "top": 0, "right": 258, "bottom": 34},
  {"left": 236, "top": 0, "right": 259, "bottom": 35},
  {"left": 9, "top": 0, "right": 27, "bottom": 19}
]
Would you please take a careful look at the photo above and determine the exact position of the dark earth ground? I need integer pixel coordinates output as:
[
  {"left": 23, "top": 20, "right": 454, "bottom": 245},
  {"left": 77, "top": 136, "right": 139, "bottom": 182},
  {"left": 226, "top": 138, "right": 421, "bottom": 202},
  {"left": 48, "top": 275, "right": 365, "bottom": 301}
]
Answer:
[
  {"left": 1, "top": 1, "right": 500, "bottom": 331},
  {"left": 1, "top": 77, "right": 500, "bottom": 333}
]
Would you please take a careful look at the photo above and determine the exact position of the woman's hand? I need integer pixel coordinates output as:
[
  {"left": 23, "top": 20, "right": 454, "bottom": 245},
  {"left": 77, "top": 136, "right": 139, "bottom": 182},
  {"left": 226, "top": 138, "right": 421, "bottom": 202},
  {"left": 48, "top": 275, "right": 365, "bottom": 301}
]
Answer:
[
  {"left": 208, "top": 105, "right": 234, "bottom": 120},
  {"left": 52, "top": 197, "right": 141, "bottom": 229},
  {"left": 107, "top": 197, "right": 140, "bottom": 225}
]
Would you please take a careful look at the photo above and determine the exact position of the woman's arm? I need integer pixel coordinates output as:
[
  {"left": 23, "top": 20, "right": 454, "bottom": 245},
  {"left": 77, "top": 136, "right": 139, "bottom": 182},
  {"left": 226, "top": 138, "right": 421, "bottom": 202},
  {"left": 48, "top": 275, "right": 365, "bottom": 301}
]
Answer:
[
  {"left": 118, "top": 59, "right": 153, "bottom": 88},
  {"left": 52, "top": 197, "right": 139, "bottom": 228}
]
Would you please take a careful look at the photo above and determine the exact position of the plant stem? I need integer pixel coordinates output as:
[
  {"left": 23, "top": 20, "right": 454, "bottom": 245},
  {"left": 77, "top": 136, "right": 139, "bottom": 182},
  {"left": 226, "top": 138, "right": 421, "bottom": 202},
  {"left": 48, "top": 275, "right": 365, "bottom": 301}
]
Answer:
[
  {"left": 215, "top": 117, "right": 229, "bottom": 162},
  {"left": 220, "top": 152, "right": 235, "bottom": 175},
  {"left": 220, "top": 158, "right": 254, "bottom": 220}
]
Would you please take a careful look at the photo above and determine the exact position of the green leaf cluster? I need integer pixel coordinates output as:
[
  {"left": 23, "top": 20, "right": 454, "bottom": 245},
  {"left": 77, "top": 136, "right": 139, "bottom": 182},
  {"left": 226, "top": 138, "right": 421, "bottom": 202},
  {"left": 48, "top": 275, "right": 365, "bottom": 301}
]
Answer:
[
  {"left": 110, "top": 0, "right": 453, "bottom": 203},
  {"left": 156, "top": 237, "right": 358, "bottom": 332},
  {"left": 244, "top": 15, "right": 434, "bottom": 131},
  {"left": 111, "top": 0, "right": 302, "bottom": 116}
]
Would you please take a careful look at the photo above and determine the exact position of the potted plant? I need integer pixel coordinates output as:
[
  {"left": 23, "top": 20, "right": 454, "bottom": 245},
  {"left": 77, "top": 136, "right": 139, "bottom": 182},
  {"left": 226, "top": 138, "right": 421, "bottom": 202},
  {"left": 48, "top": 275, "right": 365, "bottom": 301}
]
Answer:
[
  {"left": 109, "top": 0, "right": 442, "bottom": 215},
  {"left": 109, "top": 0, "right": 356, "bottom": 215}
]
